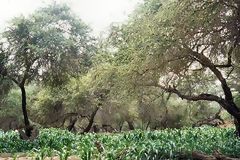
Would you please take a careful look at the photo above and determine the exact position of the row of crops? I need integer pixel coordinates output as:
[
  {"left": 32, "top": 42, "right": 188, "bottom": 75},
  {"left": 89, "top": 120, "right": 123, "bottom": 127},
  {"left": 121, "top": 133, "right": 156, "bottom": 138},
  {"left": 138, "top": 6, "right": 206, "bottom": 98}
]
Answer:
[{"left": 0, "top": 127, "right": 240, "bottom": 159}]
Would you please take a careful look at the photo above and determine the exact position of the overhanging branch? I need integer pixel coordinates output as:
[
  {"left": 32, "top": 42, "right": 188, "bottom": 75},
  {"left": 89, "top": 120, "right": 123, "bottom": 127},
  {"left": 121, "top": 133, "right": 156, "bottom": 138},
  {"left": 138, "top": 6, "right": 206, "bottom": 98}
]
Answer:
[
  {"left": 156, "top": 83, "right": 224, "bottom": 102},
  {"left": 142, "top": 82, "right": 240, "bottom": 119},
  {"left": 183, "top": 45, "right": 234, "bottom": 102},
  {"left": 141, "top": 82, "right": 224, "bottom": 102}
]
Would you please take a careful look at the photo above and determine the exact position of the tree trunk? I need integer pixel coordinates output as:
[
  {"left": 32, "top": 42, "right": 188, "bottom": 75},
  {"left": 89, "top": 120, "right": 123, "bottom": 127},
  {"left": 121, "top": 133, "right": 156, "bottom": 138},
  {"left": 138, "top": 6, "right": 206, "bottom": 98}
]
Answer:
[
  {"left": 191, "top": 151, "right": 238, "bottom": 160},
  {"left": 127, "top": 120, "right": 134, "bottom": 130},
  {"left": 145, "top": 121, "right": 150, "bottom": 130},
  {"left": 221, "top": 102, "right": 240, "bottom": 137},
  {"left": 234, "top": 118, "right": 240, "bottom": 137},
  {"left": 20, "top": 85, "right": 31, "bottom": 137},
  {"left": 67, "top": 117, "right": 77, "bottom": 132},
  {"left": 119, "top": 122, "right": 124, "bottom": 132},
  {"left": 82, "top": 107, "right": 99, "bottom": 133}
]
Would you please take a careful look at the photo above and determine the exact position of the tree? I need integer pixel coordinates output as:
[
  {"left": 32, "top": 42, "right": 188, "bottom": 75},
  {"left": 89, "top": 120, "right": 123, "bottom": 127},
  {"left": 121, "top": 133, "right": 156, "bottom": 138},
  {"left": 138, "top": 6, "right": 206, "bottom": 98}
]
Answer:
[
  {"left": 110, "top": 0, "right": 240, "bottom": 136},
  {"left": 0, "top": 3, "right": 94, "bottom": 137}
]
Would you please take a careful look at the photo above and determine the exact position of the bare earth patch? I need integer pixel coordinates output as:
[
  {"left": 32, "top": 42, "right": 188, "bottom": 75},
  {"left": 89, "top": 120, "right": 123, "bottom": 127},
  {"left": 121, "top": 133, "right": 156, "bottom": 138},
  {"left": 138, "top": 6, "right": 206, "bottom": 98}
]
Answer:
[{"left": 0, "top": 154, "right": 80, "bottom": 160}]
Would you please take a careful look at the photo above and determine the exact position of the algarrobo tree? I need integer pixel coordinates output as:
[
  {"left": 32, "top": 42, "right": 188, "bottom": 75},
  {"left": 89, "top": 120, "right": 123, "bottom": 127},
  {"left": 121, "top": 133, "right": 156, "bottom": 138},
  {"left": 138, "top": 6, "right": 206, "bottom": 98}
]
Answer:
[
  {"left": 0, "top": 4, "right": 93, "bottom": 137},
  {"left": 111, "top": 0, "right": 240, "bottom": 136}
]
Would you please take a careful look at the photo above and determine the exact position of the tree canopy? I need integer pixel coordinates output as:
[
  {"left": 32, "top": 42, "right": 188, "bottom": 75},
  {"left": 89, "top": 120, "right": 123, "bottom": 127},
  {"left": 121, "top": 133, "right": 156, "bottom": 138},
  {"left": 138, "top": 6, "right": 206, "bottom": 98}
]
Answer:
[
  {"left": 106, "top": 0, "right": 240, "bottom": 135},
  {"left": 0, "top": 3, "right": 95, "bottom": 137}
]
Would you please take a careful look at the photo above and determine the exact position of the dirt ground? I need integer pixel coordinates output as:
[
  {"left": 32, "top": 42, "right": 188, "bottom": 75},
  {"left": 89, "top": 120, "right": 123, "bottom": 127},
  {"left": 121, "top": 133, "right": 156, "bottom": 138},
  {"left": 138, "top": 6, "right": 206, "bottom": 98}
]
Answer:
[
  {"left": 0, "top": 158, "right": 80, "bottom": 160},
  {"left": 219, "top": 120, "right": 235, "bottom": 128},
  {"left": 0, "top": 154, "right": 80, "bottom": 160}
]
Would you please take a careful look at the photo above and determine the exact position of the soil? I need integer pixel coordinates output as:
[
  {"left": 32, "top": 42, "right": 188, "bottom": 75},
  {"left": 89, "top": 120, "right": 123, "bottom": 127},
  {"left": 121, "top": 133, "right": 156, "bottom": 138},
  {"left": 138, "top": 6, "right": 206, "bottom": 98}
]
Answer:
[{"left": 0, "top": 153, "right": 80, "bottom": 160}]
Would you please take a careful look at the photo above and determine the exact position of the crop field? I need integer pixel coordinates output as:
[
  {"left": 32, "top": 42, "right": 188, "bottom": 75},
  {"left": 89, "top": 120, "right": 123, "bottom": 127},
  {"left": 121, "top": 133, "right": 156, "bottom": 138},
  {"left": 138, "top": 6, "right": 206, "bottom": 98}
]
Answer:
[{"left": 0, "top": 127, "right": 240, "bottom": 159}]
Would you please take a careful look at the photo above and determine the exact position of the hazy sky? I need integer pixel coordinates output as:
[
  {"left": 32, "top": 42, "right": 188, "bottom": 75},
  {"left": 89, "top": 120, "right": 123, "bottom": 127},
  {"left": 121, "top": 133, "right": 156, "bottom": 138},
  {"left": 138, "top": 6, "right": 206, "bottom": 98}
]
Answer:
[{"left": 0, "top": 0, "right": 142, "bottom": 35}]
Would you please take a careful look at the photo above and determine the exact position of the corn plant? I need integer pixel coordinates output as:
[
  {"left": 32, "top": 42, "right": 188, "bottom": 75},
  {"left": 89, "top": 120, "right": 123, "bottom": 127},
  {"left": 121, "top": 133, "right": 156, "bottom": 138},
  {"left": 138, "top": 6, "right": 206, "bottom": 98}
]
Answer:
[{"left": 0, "top": 127, "right": 239, "bottom": 159}]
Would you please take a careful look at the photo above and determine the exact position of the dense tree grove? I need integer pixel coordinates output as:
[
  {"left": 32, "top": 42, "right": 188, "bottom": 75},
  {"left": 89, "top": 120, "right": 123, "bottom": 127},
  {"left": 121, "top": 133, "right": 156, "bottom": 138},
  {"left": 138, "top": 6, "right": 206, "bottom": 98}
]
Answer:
[
  {"left": 0, "top": 0, "right": 240, "bottom": 143},
  {"left": 107, "top": 0, "right": 240, "bottom": 135}
]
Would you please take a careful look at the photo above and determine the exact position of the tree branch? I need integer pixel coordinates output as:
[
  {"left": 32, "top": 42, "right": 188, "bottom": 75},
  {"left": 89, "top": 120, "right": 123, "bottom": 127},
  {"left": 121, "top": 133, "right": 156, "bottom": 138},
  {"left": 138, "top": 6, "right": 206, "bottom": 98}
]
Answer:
[
  {"left": 213, "top": 39, "right": 238, "bottom": 68},
  {"left": 219, "top": 0, "right": 238, "bottom": 10},
  {"left": 156, "top": 83, "right": 224, "bottom": 103},
  {"left": 185, "top": 46, "right": 235, "bottom": 102},
  {"left": 5, "top": 75, "right": 19, "bottom": 86}
]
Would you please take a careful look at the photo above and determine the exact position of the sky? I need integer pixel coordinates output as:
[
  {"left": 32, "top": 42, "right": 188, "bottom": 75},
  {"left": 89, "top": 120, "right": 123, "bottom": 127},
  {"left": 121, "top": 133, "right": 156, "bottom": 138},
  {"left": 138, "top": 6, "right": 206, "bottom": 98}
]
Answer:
[{"left": 0, "top": 0, "right": 142, "bottom": 36}]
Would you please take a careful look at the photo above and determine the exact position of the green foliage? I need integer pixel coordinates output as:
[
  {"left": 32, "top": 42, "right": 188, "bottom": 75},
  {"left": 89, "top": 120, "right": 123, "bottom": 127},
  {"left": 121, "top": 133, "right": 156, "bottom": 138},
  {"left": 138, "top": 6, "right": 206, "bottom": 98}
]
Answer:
[
  {"left": 0, "top": 79, "right": 12, "bottom": 97},
  {"left": 0, "top": 85, "right": 38, "bottom": 118},
  {"left": 0, "top": 127, "right": 240, "bottom": 159},
  {"left": 103, "top": 0, "right": 240, "bottom": 126},
  {"left": 235, "top": 94, "right": 240, "bottom": 109},
  {"left": 29, "top": 87, "right": 60, "bottom": 124},
  {"left": 108, "top": 0, "right": 240, "bottom": 90},
  {"left": 0, "top": 3, "right": 94, "bottom": 87},
  {"left": 4, "top": 89, "right": 20, "bottom": 104}
]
